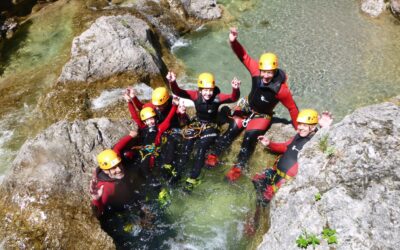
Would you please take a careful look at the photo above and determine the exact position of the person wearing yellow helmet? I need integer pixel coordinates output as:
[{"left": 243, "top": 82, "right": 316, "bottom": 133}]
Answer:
[
  {"left": 124, "top": 89, "right": 179, "bottom": 181},
  {"left": 254, "top": 110, "right": 333, "bottom": 204},
  {"left": 90, "top": 131, "right": 139, "bottom": 217},
  {"left": 166, "top": 71, "right": 241, "bottom": 191},
  {"left": 205, "top": 27, "right": 299, "bottom": 182},
  {"left": 243, "top": 110, "right": 332, "bottom": 235},
  {"left": 125, "top": 86, "right": 190, "bottom": 183}
]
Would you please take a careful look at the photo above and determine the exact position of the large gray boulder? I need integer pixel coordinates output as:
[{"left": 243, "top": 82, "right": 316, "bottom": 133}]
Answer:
[
  {"left": 0, "top": 118, "right": 132, "bottom": 249},
  {"left": 58, "top": 14, "right": 165, "bottom": 83},
  {"left": 258, "top": 101, "right": 400, "bottom": 249}
]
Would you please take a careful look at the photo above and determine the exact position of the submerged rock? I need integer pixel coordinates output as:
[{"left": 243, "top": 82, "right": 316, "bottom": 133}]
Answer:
[
  {"left": 58, "top": 14, "right": 166, "bottom": 83},
  {"left": 360, "top": 0, "right": 387, "bottom": 17},
  {"left": 258, "top": 100, "right": 400, "bottom": 249},
  {"left": 0, "top": 118, "right": 132, "bottom": 249},
  {"left": 390, "top": 0, "right": 400, "bottom": 19}
]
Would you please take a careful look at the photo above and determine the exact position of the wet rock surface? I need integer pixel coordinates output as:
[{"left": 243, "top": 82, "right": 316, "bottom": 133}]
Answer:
[
  {"left": 258, "top": 100, "right": 400, "bottom": 249},
  {"left": 0, "top": 118, "right": 133, "bottom": 249}
]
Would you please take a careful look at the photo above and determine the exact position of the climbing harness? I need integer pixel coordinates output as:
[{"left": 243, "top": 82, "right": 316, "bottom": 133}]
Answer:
[{"left": 182, "top": 121, "right": 218, "bottom": 140}]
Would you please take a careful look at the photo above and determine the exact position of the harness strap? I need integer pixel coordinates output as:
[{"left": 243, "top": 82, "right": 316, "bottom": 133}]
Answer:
[{"left": 276, "top": 168, "right": 293, "bottom": 180}]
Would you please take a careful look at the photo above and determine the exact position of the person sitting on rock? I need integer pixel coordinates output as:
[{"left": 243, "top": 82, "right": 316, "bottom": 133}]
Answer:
[
  {"left": 166, "top": 71, "right": 240, "bottom": 191},
  {"left": 90, "top": 131, "right": 140, "bottom": 217},
  {"left": 205, "top": 27, "right": 299, "bottom": 182},
  {"left": 126, "top": 86, "right": 189, "bottom": 183},
  {"left": 244, "top": 109, "right": 333, "bottom": 236},
  {"left": 253, "top": 109, "right": 333, "bottom": 205},
  {"left": 124, "top": 88, "right": 179, "bottom": 184}
]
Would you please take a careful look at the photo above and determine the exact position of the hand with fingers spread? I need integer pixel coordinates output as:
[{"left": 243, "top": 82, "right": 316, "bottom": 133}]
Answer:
[
  {"left": 318, "top": 111, "right": 333, "bottom": 128},
  {"left": 229, "top": 27, "right": 238, "bottom": 42},
  {"left": 257, "top": 135, "right": 270, "bottom": 147},
  {"left": 231, "top": 77, "right": 241, "bottom": 89}
]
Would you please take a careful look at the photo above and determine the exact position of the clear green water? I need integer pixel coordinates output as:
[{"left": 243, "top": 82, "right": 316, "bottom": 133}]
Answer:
[
  {"left": 174, "top": 0, "right": 400, "bottom": 121},
  {"left": 0, "top": 1, "right": 76, "bottom": 173},
  {"left": 0, "top": 0, "right": 399, "bottom": 248}
]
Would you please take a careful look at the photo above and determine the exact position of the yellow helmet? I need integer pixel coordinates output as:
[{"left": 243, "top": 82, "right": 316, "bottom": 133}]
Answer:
[
  {"left": 97, "top": 149, "right": 121, "bottom": 170},
  {"left": 296, "top": 109, "right": 318, "bottom": 125},
  {"left": 152, "top": 87, "right": 170, "bottom": 106},
  {"left": 140, "top": 107, "right": 156, "bottom": 121},
  {"left": 197, "top": 72, "right": 215, "bottom": 89},
  {"left": 259, "top": 53, "right": 278, "bottom": 70}
]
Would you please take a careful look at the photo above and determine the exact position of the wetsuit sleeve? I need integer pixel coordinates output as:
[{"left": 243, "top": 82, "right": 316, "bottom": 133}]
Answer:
[
  {"left": 217, "top": 87, "right": 240, "bottom": 104},
  {"left": 132, "top": 96, "right": 144, "bottom": 110},
  {"left": 170, "top": 80, "right": 198, "bottom": 101},
  {"left": 113, "top": 134, "right": 135, "bottom": 156},
  {"left": 128, "top": 101, "right": 146, "bottom": 129},
  {"left": 268, "top": 137, "right": 294, "bottom": 154},
  {"left": 230, "top": 40, "right": 259, "bottom": 77},
  {"left": 276, "top": 83, "right": 299, "bottom": 129},
  {"left": 158, "top": 105, "right": 178, "bottom": 134}
]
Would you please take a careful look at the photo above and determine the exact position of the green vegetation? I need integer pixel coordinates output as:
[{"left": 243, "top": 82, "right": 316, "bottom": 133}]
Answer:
[
  {"left": 296, "top": 227, "right": 338, "bottom": 248},
  {"left": 314, "top": 192, "right": 321, "bottom": 201},
  {"left": 318, "top": 134, "right": 336, "bottom": 157},
  {"left": 321, "top": 228, "right": 338, "bottom": 245},
  {"left": 296, "top": 230, "right": 320, "bottom": 249}
]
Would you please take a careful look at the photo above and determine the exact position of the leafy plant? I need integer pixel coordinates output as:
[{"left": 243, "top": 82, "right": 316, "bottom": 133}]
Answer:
[
  {"left": 314, "top": 192, "right": 321, "bottom": 201},
  {"left": 318, "top": 134, "right": 336, "bottom": 157},
  {"left": 296, "top": 230, "right": 320, "bottom": 249},
  {"left": 322, "top": 228, "right": 338, "bottom": 244}
]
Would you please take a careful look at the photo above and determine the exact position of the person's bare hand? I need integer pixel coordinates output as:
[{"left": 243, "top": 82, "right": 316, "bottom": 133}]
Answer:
[
  {"left": 257, "top": 135, "right": 270, "bottom": 147},
  {"left": 89, "top": 169, "right": 103, "bottom": 201},
  {"left": 318, "top": 111, "right": 333, "bottom": 128},
  {"left": 177, "top": 100, "right": 186, "bottom": 114},
  {"left": 166, "top": 71, "right": 176, "bottom": 83},
  {"left": 129, "top": 130, "right": 138, "bottom": 138},
  {"left": 229, "top": 27, "right": 238, "bottom": 42},
  {"left": 231, "top": 77, "right": 241, "bottom": 89},
  {"left": 172, "top": 95, "right": 180, "bottom": 106}
]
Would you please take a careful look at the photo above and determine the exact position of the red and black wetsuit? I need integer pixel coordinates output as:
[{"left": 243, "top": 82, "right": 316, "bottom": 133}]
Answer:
[
  {"left": 212, "top": 39, "right": 298, "bottom": 169},
  {"left": 132, "top": 96, "right": 189, "bottom": 173},
  {"left": 252, "top": 132, "right": 314, "bottom": 204},
  {"left": 128, "top": 101, "right": 177, "bottom": 179},
  {"left": 92, "top": 135, "right": 138, "bottom": 216},
  {"left": 170, "top": 80, "right": 239, "bottom": 179}
]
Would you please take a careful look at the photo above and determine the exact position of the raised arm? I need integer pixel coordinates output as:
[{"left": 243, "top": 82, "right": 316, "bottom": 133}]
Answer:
[
  {"left": 167, "top": 71, "right": 198, "bottom": 101},
  {"left": 217, "top": 77, "right": 241, "bottom": 104},
  {"left": 112, "top": 131, "right": 138, "bottom": 156},
  {"left": 276, "top": 83, "right": 299, "bottom": 129},
  {"left": 158, "top": 100, "right": 178, "bottom": 134},
  {"left": 229, "top": 27, "right": 259, "bottom": 77}
]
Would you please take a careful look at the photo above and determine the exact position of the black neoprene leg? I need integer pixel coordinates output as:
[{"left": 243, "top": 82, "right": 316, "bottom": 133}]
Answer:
[
  {"left": 190, "top": 128, "right": 218, "bottom": 179},
  {"left": 236, "top": 129, "right": 265, "bottom": 167},
  {"left": 213, "top": 119, "right": 243, "bottom": 156}
]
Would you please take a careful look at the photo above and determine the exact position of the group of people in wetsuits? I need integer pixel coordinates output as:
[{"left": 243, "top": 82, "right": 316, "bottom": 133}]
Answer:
[{"left": 89, "top": 27, "right": 333, "bottom": 229}]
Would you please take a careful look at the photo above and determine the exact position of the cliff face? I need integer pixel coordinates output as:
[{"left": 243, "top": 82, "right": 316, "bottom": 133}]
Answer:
[
  {"left": 0, "top": 118, "right": 132, "bottom": 249},
  {"left": 258, "top": 99, "right": 400, "bottom": 249}
]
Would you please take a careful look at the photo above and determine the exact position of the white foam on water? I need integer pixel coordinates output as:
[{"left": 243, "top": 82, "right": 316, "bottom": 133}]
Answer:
[
  {"left": 171, "top": 38, "right": 191, "bottom": 53},
  {"left": 91, "top": 83, "right": 153, "bottom": 110}
]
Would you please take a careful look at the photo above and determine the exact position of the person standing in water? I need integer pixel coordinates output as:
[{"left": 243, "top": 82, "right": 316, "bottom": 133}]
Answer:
[{"left": 205, "top": 27, "right": 299, "bottom": 182}]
